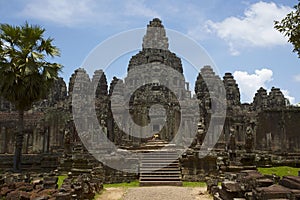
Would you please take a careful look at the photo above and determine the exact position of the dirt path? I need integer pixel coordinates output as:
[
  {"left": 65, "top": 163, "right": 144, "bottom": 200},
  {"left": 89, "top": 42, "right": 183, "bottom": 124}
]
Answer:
[
  {"left": 96, "top": 187, "right": 126, "bottom": 200},
  {"left": 96, "top": 187, "right": 212, "bottom": 200}
]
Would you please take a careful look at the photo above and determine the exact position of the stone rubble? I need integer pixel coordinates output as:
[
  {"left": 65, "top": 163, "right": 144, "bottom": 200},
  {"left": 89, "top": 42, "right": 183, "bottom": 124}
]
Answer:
[{"left": 209, "top": 170, "right": 300, "bottom": 200}]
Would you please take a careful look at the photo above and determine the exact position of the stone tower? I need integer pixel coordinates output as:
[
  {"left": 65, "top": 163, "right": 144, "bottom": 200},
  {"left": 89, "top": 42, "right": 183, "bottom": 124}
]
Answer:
[
  {"left": 109, "top": 18, "right": 193, "bottom": 145},
  {"left": 253, "top": 87, "right": 268, "bottom": 111},
  {"left": 128, "top": 18, "right": 183, "bottom": 74},
  {"left": 223, "top": 72, "right": 240, "bottom": 107}
]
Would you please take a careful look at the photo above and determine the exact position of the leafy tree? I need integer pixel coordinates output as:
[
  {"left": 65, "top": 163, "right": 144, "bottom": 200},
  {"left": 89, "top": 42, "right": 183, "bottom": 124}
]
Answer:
[
  {"left": 0, "top": 22, "right": 62, "bottom": 171},
  {"left": 274, "top": 1, "right": 300, "bottom": 58}
]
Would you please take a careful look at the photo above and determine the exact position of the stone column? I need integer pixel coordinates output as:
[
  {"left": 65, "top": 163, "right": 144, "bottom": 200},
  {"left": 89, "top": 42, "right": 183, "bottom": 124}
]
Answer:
[
  {"left": 0, "top": 127, "right": 6, "bottom": 153},
  {"left": 43, "top": 128, "right": 50, "bottom": 153}
]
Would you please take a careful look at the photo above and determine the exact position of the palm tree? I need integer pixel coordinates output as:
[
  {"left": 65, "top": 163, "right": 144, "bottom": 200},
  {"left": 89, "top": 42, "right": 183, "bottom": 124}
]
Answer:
[{"left": 0, "top": 22, "right": 62, "bottom": 172}]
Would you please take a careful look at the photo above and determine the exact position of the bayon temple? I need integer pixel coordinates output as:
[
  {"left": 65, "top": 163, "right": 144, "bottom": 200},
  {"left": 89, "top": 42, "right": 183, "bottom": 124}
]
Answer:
[{"left": 1, "top": 18, "right": 300, "bottom": 199}]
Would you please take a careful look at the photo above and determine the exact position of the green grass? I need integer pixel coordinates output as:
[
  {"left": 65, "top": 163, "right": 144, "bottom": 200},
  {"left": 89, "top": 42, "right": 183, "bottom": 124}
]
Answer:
[
  {"left": 183, "top": 182, "right": 207, "bottom": 187},
  {"left": 103, "top": 180, "right": 139, "bottom": 188},
  {"left": 258, "top": 166, "right": 300, "bottom": 178},
  {"left": 57, "top": 175, "right": 68, "bottom": 189}
]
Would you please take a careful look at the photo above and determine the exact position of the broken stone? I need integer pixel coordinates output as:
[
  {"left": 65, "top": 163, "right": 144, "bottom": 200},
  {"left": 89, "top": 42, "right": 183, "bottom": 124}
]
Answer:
[{"left": 280, "top": 176, "right": 300, "bottom": 190}]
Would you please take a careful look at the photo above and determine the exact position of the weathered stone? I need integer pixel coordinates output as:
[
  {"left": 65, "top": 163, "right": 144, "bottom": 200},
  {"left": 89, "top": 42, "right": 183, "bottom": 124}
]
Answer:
[
  {"left": 256, "top": 178, "right": 274, "bottom": 187},
  {"left": 0, "top": 186, "right": 13, "bottom": 196},
  {"left": 53, "top": 192, "right": 71, "bottom": 200},
  {"left": 280, "top": 176, "right": 300, "bottom": 189},
  {"left": 31, "top": 196, "right": 49, "bottom": 200},
  {"left": 222, "top": 181, "right": 242, "bottom": 193},
  {"left": 43, "top": 176, "right": 58, "bottom": 189},
  {"left": 207, "top": 178, "right": 218, "bottom": 194},
  {"left": 254, "top": 184, "right": 291, "bottom": 199},
  {"left": 6, "top": 190, "right": 30, "bottom": 200},
  {"left": 15, "top": 182, "right": 34, "bottom": 192}
]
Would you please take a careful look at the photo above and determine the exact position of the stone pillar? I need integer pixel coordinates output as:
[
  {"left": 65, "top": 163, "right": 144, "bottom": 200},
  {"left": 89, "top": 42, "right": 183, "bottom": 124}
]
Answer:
[
  {"left": 43, "top": 128, "right": 50, "bottom": 153},
  {"left": 7, "top": 128, "right": 15, "bottom": 153},
  {"left": 0, "top": 127, "right": 6, "bottom": 153}
]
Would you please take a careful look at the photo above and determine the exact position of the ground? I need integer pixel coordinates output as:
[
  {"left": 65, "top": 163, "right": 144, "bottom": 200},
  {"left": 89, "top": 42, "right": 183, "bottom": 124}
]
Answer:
[{"left": 96, "top": 186, "right": 212, "bottom": 200}]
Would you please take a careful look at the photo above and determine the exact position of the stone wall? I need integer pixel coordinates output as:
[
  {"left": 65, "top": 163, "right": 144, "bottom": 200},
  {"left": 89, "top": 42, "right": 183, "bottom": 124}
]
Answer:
[
  {"left": 180, "top": 152, "right": 217, "bottom": 182},
  {"left": 0, "top": 154, "right": 60, "bottom": 172},
  {"left": 256, "top": 109, "right": 300, "bottom": 152}
]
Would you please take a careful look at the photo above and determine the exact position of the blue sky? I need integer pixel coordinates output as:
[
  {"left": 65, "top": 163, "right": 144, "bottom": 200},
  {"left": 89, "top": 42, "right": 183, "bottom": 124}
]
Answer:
[{"left": 0, "top": 0, "right": 299, "bottom": 104}]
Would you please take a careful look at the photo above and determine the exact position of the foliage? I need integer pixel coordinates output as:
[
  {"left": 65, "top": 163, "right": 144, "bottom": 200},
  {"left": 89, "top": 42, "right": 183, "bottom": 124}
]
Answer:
[
  {"left": 258, "top": 166, "right": 300, "bottom": 178},
  {"left": 274, "top": 0, "right": 300, "bottom": 58},
  {"left": 103, "top": 180, "right": 139, "bottom": 188},
  {"left": 57, "top": 175, "right": 67, "bottom": 189},
  {"left": 0, "top": 22, "right": 62, "bottom": 111},
  {"left": 182, "top": 181, "right": 207, "bottom": 187},
  {"left": 0, "top": 22, "right": 61, "bottom": 171}
]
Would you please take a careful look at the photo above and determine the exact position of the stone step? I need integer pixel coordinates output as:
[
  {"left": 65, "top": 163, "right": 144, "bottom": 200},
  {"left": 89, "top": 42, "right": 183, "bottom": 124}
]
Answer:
[
  {"left": 139, "top": 151, "right": 182, "bottom": 186},
  {"left": 140, "top": 171, "right": 181, "bottom": 174},
  {"left": 140, "top": 174, "right": 181, "bottom": 177},
  {"left": 140, "top": 162, "right": 179, "bottom": 166},
  {"left": 141, "top": 159, "right": 179, "bottom": 163},
  {"left": 140, "top": 176, "right": 182, "bottom": 180},
  {"left": 141, "top": 155, "right": 178, "bottom": 159},
  {"left": 141, "top": 152, "right": 178, "bottom": 155},
  {"left": 140, "top": 181, "right": 183, "bottom": 186},
  {"left": 140, "top": 167, "right": 180, "bottom": 171},
  {"left": 141, "top": 158, "right": 178, "bottom": 161},
  {"left": 140, "top": 177, "right": 181, "bottom": 182}
]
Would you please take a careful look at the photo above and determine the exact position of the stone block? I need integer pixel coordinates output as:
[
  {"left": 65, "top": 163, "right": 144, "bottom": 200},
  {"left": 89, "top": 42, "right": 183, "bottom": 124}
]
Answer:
[
  {"left": 54, "top": 192, "right": 71, "bottom": 200},
  {"left": 222, "top": 181, "right": 242, "bottom": 192},
  {"left": 31, "top": 196, "right": 49, "bottom": 200},
  {"left": 43, "top": 177, "right": 58, "bottom": 189},
  {"left": 256, "top": 178, "right": 274, "bottom": 187},
  {"left": 6, "top": 190, "right": 30, "bottom": 200},
  {"left": 280, "top": 176, "right": 300, "bottom": 190},
  {"left": 254, "top": 184, "right": 291, "bottom": 199}
]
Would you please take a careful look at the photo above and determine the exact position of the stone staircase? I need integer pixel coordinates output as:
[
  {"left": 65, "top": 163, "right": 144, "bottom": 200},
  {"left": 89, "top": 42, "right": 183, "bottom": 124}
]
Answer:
[{"left": 139, "top": 140, "right": 182, "bottom": 186}]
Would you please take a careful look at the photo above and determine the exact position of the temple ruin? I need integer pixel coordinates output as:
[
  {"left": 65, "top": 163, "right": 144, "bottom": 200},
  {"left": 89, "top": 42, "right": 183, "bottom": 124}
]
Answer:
[{"left": 0, "top": 18, "right": 300, "bottom": 198}]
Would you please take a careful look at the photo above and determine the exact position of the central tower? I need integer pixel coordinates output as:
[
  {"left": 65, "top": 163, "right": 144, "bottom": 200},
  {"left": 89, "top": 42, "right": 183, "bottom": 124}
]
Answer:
[
  {"left": 128, "top": 18, "right": 183, "bottom": 74},
  {"left": 110, "top": 18, "right": 194, "bottom": 145}
]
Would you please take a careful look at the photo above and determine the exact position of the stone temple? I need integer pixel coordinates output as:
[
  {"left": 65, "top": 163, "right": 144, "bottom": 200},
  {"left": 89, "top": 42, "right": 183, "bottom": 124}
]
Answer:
[{"left": 1, "top": 18, "right": 300, "bottom": 198}]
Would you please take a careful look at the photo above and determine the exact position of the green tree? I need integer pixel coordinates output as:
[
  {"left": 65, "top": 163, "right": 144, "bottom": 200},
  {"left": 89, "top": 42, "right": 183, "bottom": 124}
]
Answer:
[
  {"left": 0, "top": 22, "right": 62, "bottom": 171},
  {"left": 274, "top": 1, "right": 300, "bottom": 58}
]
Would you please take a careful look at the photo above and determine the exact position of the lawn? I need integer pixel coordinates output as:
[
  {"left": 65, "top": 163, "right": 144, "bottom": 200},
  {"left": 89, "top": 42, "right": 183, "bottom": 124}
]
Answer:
[
  {"left": 103, "top": 180, "right": 139, "bottom": 188},
  {"left": 182, "top": 182, "right": 207, "bottom": 187},
  {"left": 258, "top": 166, "right": 300, "bottom": 178},
  {"left": 57, "top": 175, "right": 68, "bottom": 189}
]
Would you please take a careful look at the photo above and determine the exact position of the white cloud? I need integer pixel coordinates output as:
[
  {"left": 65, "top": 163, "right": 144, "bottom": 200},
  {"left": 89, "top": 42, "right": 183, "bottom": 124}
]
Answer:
[
  {"left": 21, "top": 0, "right": 98, "bottom": 26},
  {"left": 294, "top": 74, "right": 300, "bottom": 82},
  {"left": 233, "top": 68, "right": 273, "bottom": 102},
  {"left": 233, "top": 68, "right": 296, "bottom": 104},
  {"left": 206, "top": 1, "right": 293, "bottom": 55},
  {"left": 281, "top": 89, "right": 295, "bottom": 105},
  {"left": 124, "top": 0, "right": 160, "bottom": 18},
  {"left": 20, "top": 0, "right": 159, "bottom": 27}
]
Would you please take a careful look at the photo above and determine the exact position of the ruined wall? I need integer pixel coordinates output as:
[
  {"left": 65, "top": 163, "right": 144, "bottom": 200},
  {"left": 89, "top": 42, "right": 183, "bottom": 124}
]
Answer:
[
  {"left": 0, "top": 77, "right": 70, "bottom": 155},
  {"left": 256, "top": 109, "right": 300, "bottom": 152}
]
